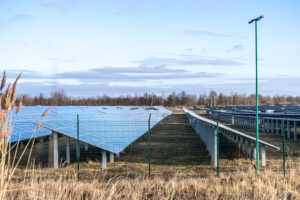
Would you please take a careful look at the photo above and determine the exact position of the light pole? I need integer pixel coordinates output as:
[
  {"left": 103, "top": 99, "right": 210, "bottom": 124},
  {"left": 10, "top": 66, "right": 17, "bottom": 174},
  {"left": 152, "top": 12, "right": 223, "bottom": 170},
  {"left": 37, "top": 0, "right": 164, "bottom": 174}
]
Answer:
[{"left": 248, "top": 15, "right": 264, "bottom": 176}]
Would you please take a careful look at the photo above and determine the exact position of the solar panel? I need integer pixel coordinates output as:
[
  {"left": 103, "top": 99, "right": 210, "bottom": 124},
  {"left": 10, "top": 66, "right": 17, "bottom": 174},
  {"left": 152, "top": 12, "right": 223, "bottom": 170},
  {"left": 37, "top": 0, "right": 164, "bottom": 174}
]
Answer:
[{"left": 9, "top": 106, "right": 172, "bottom": 154}]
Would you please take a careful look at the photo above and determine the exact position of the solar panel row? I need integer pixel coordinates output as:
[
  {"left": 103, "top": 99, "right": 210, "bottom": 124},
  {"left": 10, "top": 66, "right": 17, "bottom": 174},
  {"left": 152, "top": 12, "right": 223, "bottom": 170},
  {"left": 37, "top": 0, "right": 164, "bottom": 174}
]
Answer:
[{"left": 9, "top": 106, "right": 172, "bottom": 154}]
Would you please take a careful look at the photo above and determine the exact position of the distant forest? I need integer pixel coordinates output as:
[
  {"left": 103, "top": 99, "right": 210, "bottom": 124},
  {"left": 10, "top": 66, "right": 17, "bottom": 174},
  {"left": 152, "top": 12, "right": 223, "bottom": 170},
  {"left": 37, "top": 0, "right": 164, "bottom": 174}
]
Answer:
[{"left": 16, "top": 89, "right": 300, "bottom": 106}]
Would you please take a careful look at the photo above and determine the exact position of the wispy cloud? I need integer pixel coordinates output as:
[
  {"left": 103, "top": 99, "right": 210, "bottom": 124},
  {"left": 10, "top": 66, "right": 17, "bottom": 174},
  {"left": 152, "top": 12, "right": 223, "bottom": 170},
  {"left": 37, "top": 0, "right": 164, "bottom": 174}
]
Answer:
[
  {"left": 6, "top": 54, "right": 242, "bottom": 84},
  {"left": 5, "top": 70, "right": 50, "bottom": 79},
  {"left": 188, "top": 2, "right": 224, "bottom": 13},
  {"left": 42, "top": 0, "right": 78, "bottom": 11},
  {"left": 6, "top": 61, "right": 222, "bottom": 84},
  {"left": 113, "top": 1, "right": 146, "bottom": 16},
  {"left": 136, "top": 55, "right": 243, "bottom": 67},
  {"left": 0, "top": 14, "right": 38, "bottom": 27},
  {"left": 91, "top": 66, "right": 186, "bottom": 74},
  {"left": 49, "top": 58, "right": 77, "bottom": 63},
  {"left": 227, "top": 45, "right": 243, "bottom": 53},
  {"left": 183, "top": 30, "right": 230, "bottom": 38},
  {"left": 56, "top": 65, "right": 221, "bottom": 82}
]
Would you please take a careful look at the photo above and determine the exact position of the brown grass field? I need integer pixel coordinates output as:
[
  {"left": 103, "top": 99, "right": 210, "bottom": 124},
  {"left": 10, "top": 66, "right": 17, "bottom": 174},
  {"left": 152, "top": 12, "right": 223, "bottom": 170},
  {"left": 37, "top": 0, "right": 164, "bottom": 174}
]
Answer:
[{"left": 1, "top": 73, "right": 300, "bottom": 199}]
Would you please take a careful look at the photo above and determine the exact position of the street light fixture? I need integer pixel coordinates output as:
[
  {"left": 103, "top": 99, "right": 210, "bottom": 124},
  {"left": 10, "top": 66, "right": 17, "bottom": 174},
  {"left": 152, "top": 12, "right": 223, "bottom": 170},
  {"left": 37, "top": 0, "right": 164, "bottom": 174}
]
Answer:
[
  {"left": 248, "top": 15, "right": 264, "bottom": 24},
  {"left": 249, "top": 15, "right": 264, "bottom": 176}
]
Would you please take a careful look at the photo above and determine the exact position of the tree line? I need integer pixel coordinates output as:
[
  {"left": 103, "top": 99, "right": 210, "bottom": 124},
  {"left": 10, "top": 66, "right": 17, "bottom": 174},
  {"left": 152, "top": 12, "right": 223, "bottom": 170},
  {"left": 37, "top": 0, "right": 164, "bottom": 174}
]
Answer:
[{"left": 17, "top": 89, "right": 300, "bottom": 106}]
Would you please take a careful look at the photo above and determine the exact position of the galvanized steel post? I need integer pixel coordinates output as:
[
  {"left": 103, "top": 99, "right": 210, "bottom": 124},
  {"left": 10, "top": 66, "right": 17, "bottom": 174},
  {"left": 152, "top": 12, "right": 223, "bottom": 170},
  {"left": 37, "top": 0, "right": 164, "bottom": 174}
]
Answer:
[
  {"left": 76, "top": 114, "right": 80, "bottom": 179},
  {"left": 216, "top": 115, "right": 220, "bottom": 177},
  {"left": 282, "top": 119, "right": 286, "bottom": 177},
  {"left": 148, "top": 113, "right": 151, "bottom": 178}
]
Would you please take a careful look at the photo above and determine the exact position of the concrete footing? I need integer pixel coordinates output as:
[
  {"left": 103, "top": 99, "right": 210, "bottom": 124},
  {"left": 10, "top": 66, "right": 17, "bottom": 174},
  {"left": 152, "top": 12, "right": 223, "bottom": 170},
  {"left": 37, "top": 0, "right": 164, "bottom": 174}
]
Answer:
[
  {"left": 102, "top": 150, "right": 107, "bottom": 169},
  {"left": 110, "top": 152, "right": 114, "bottom": 163},
  {"left": 261, "top": 145, "right": 266, "bottom": 167},
  {"left": 48, "top": 132, "right": 59, "bottom": 169},
  {"left": 247, "top": 141, "right": 251, "bottom": 155},
  {"left": 253, "top": 147, "right": 256, "bottom": 160}
]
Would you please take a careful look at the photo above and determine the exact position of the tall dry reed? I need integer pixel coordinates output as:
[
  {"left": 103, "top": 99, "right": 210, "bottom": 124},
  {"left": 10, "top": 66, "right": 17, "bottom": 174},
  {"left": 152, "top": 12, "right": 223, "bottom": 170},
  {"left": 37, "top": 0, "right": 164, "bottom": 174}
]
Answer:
[{"left": 0, "top": 71, "right": 49, "bottom": 199}]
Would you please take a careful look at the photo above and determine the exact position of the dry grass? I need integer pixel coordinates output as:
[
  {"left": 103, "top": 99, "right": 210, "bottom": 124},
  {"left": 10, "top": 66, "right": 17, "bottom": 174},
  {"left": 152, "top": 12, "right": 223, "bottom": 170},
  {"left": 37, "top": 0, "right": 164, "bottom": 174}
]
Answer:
[
  {"left": 5, "top": 165, "right": 300, "bottom": 200},
  {"left": 0, "top": 71, "right": 49, "bottom": 199},
  {"left": 1, "top": 71, "right": 300, "bottom": 199}
]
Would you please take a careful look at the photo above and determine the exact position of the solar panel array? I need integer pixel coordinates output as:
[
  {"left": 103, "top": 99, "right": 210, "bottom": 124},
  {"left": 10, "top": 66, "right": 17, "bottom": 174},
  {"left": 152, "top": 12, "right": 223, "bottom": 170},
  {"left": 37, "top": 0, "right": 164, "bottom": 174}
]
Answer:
[
  {"left": 10, "top": 106, "right": 172, "bottom": 154},
  {"left": 201, "top": 105, "right": 299, "bottom": 141},
  {"left": 204, "top": 105, "right": 300, "bottom": 116}
]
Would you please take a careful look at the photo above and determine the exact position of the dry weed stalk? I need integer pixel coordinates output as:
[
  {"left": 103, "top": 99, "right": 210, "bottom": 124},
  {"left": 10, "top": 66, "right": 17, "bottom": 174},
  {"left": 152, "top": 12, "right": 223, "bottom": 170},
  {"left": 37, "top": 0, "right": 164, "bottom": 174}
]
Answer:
[{"left": 0, "top": 71, "right": 49, "bottom": 199}]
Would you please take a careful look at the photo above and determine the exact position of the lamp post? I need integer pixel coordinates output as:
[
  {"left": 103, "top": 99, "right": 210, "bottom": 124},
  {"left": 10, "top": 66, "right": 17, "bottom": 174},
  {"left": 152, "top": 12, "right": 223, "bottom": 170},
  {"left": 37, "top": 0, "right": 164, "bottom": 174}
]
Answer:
[{"left": 248, "top": 15, "right": 264, "bottom": 176}]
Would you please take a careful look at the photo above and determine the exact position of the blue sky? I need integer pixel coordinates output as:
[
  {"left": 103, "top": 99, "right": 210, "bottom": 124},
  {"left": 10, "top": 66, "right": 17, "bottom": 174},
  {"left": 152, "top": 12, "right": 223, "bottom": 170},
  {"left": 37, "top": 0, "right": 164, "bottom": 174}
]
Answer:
[{"left": 0, "top": 0, "right": 299, "bottom": 97}]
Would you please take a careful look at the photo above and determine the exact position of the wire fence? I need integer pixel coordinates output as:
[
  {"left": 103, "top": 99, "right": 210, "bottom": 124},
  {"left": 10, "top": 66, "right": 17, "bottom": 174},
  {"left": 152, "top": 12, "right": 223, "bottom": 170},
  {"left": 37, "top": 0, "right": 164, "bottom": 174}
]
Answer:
[
  {"left": 200, "top": 108, "right": 300, "bottom": 177},
  {"left": 7, "top": 108, "right": 300, "bottom": 180}
]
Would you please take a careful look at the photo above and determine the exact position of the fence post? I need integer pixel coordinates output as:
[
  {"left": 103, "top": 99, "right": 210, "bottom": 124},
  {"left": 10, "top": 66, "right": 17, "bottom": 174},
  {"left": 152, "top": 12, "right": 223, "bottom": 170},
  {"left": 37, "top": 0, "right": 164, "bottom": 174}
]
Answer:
[
  {"left": 282, "top": 119, "right": 286, "bottom": 177},
  {"left": 77, "top": 114, "right": 80, "bottom": 179},
  {"left": 148, "top": 113, "right": 151, "bottom": 178},
  {"left": 216, "top": 115, "right": 220, "bottom": 177}
]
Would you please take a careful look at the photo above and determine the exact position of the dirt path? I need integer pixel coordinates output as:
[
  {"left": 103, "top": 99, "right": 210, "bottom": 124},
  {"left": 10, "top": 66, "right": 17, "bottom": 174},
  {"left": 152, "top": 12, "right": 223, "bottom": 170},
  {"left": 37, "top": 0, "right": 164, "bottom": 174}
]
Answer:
[{"left": 120, "top": 112, "right": 211, "bottom": 166}]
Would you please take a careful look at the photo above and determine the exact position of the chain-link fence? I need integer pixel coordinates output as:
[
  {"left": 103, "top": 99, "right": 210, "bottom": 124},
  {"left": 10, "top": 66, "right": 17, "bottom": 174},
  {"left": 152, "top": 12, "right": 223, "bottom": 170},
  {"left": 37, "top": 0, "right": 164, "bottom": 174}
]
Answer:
[
  {"left": 203, "top": 107, "right": 300, "bottom": 177},
  {"left": 8, "top": 107, "right": 300, "bottom": 180}
]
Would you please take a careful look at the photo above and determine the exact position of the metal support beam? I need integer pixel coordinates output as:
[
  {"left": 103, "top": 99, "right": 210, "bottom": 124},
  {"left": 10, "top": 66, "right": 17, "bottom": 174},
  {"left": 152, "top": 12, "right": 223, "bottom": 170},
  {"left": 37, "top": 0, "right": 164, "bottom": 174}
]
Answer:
[
  {"left": 287, "top": 121, "right": 291, "bottom": 139},
  {"left": 281, "top": 120, "right": 284, "bottom": 136},
  {"left": 271, "top": 119, "right": 274, "bottom": 134},
  {"left": 214, "top": 129, "right": 217, "bottom": 167},
  {"left": 294, "top": 121, "right": 297, "bottom": 141}
]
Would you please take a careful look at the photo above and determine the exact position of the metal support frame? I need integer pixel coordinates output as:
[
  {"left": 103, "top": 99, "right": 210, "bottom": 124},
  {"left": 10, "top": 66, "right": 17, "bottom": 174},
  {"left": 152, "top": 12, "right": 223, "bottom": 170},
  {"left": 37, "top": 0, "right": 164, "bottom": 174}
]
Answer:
[
  {"left": 271, "top": 119, "right": 274, "bottom": 134},
  {"left": 294, "top": 121, "right": 297, "bottom": 141},
  {"left": 276, "top": 120, "right": 279, "bottom": 134}
]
